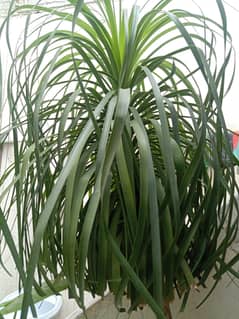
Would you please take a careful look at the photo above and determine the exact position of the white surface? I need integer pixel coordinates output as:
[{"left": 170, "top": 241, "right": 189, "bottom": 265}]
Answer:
[{"left": 1, "top": 291, "right": 62, "bottom": 319}]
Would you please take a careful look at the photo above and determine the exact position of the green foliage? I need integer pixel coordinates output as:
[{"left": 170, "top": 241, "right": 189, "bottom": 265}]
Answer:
[{"left": 0, "top": 1, "right": 238, "bottom": 318}]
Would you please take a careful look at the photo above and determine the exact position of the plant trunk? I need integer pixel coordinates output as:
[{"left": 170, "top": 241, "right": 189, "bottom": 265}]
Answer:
[{"left": 164, "top": 301, "right": 172, "bottom": 319}]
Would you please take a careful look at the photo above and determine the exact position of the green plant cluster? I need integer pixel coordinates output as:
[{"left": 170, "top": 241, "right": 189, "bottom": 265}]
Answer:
[{"left": 0, "top": 1, "right": 238, "bottom": 318}]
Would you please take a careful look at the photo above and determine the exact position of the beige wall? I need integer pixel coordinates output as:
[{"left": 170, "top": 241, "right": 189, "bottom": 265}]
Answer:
[{"left": 65, "top": 273, "right": 239, "bottom": 319}]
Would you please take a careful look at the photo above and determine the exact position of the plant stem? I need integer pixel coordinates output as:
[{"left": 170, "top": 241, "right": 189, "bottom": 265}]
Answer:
[{"left": 164, "top": 301, "right": 172, "bottom": 319}]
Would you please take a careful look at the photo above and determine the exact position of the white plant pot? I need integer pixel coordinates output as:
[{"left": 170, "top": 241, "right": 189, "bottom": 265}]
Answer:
[{"left": 0, "top": 291, "right": 63, "bottom": 319}]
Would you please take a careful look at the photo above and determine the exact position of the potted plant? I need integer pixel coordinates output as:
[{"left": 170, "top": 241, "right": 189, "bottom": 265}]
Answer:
[{"left": 0, "top": 0, "right": 238, "bottom": 318}]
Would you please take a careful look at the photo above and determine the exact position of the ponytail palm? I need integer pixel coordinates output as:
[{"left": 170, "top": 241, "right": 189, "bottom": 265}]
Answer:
[{"left": 0, "top": 1, "right": 238, "bottom": 318}]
